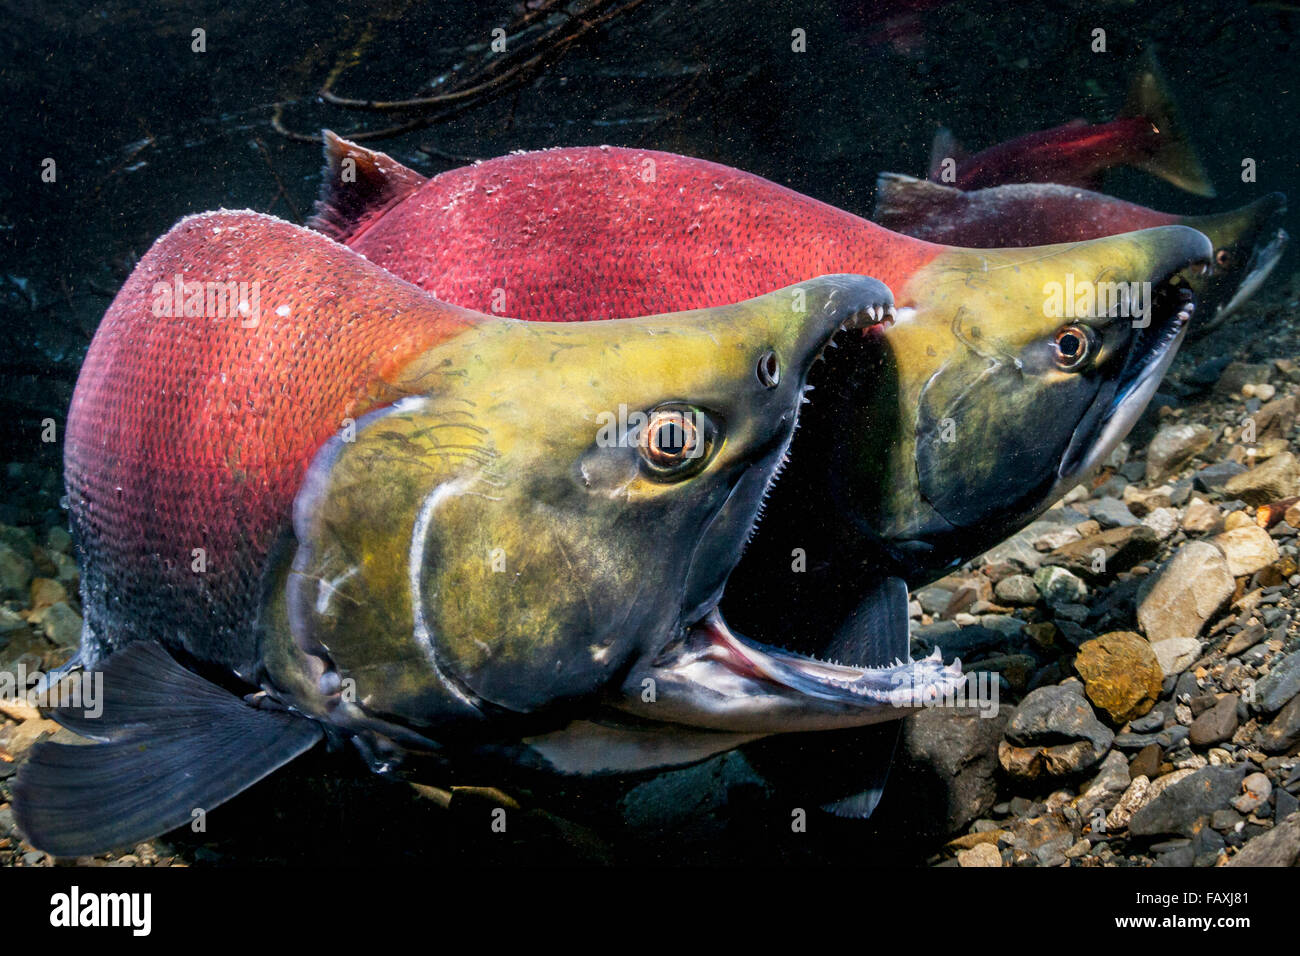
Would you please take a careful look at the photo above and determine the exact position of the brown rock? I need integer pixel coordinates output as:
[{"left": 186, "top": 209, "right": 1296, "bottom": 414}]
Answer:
[
  {"left": 956, "top": 843, "right": 1003, "bottom": 867},
  {"left": 1188, "top": 694, "right": 1240, "bottom": 747},
  {"left": 1212, "top": 525, "right": 1280, "bottom": 577},
  {"left": 1040, "top": 526, "right": 1161, "bottom": 583},
  {"left": 1222, "top": 510, "right": 1254, "bottom": 531},
  {"left": 1129, "top": 743, "right": 1163, "bottom": 781},
  {"left": 1073, "top": 632, "right": 1163, "bottom": 723},
  {"left": 946, "top": 830, "right": 1007, "bottom": 852},
  {"left": 1146, "top": 423, "right": 1213, "bottom": 482},
  {"left": 28, "top": 577, "right": 67, "bottom": 610},
  {"left": 1253, "top": 394, "right": 1298, "bottom": 440},
  {"left": 1123, "top": 484, "right": 1174, "bottom": 517},
  {"left": 1223, "top": 452, "right": 1300, "bottom": 506},
  {"left": 1227, "top": 811, "right": 1300, "bottom": 867},
  {"left": 1181, "top": 498, "right": 1222, "bottom": 534}
]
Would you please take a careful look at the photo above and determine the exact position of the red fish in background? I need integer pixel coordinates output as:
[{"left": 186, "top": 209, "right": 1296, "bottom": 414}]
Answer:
[
  {"left": 874, "top": 173, "right": 1287, "bottom": 333},
  {"left": 927, "top": 51, "right": 1216, "bottom": 197}
]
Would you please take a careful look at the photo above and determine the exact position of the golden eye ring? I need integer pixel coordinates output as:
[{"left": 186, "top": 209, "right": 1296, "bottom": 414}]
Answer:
[
  {"left": 641, "top": 410, "right": 700, "bottom": 466},
  {"left": 1053, "top": 324, "right": 1094, "bottom": 371}
]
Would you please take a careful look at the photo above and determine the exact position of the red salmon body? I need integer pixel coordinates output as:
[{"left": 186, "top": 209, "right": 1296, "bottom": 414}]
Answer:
[
  {"left": 940, "top": 117, "right": 1156, "bottom": 191},
  {"left": 67, "top": 211, "right": 481, "bottom": 671},
  {"left": 316, "top": 143, "right": 945, "bottom": 320},
  {"left": 922, "top": 52, "right": 1215, "bottom": 198}
]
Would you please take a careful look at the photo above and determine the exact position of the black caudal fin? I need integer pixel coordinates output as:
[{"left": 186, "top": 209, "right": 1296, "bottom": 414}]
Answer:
[
  {"left": 926, "top": 127, "right": 965, "bottom": 183},
  {"left": 741, "top": 576, "right": 913, "bottom": 820},
  {"left": 1121, "top": 49, "right": 1215, "bottom": 198},
  {"left": 816, "top": 576, "right": 909, "bottom": 818},
  {"left": 12, "top": 642, "right": 323, "bottom": 858},
  {"left": 818, "top": 724, "right": 902, "bottom": 819},
  {"left": 307, "top": 130, "right": 428, "bottom": 243},
  {"left": 872, "top": 173, "right": 964, "bottom": 232}
]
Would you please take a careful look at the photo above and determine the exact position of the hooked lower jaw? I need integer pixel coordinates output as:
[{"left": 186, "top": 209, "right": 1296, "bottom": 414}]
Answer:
[
  {"left": 618, "top": 608, "right": 964, "bottom": 734},
  {"left": 1057, "top": 272, "right": 1198, "bottom": 488},
  {"left": 1212, "top": 228, "right": 1288, "bottom": 327}
]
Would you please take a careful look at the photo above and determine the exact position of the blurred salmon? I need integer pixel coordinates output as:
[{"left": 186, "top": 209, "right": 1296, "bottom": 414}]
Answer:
[{"left": 927, "top": 51, "right": 1215, "bottom": 197}]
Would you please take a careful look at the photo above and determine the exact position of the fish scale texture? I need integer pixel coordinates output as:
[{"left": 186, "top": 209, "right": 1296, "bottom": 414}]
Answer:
[
  {"left": 66, "top": 210, "right": 478, "bottom": 674},
  {"left": 345, "top": 146, "right": 943, "bottom": 318}
]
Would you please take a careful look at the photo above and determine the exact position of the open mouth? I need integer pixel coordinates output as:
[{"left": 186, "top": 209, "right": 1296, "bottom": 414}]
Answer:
[
  {"left": 1214, "top": 227, "right": 1288, "bottom": 325},
  {"left": 629, "top": 296, "right": 968, "bottom": 732},
  {"left": 681, "top": 609, "right": 961, "bottom": 707},
  {"left": 1058, "top": 265, "right": 1201, "bottom": 485}
]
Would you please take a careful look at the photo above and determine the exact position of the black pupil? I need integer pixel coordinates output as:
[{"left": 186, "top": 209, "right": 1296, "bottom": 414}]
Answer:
[
  {"left": 1059, "top": 332, "right": 1082, "bottom": 358},
  {"left": 656, "top": 420, "right": 689, "bottom": 457}
]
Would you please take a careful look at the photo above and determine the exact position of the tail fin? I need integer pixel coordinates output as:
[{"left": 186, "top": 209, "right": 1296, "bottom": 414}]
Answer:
[
  {"left": 873, "top": 172, "right": 965, "bottom": 231},
  {"left": 308, "top": 130, "right": 428, "bottom": 243},
  {"left": 12, "top": 642, "right": 323, "bottom": 858},
  {"left": 1121, "top": 50, "right": 1216, "bottom": 197}
]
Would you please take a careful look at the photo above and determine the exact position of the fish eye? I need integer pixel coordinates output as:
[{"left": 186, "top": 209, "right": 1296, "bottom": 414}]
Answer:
[
  {"left": 756, "top": 350, "right": 780, "bottom": 388},
  {"left": 1052, "top": 324, "right": 1095, "bottom": 372},
  {"left": 1215, "top": 248, "right": 1234, "bottom": 268},
  {"left": 637, "top": 404, "right": 716, "bottom": 480}
]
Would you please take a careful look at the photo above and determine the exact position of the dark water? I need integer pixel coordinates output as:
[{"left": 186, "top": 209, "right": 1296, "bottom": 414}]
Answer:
[{"left": 1, "top": 0, "right": 1297, "bottom": 864}]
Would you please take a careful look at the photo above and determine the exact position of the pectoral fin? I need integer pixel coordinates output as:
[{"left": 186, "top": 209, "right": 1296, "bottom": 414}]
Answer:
[{"left": 12, "top": 642, "right": 323, "bottom": 858}]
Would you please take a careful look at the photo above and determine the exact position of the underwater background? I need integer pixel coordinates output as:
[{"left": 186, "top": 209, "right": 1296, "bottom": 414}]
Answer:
[{"left": 2, "top": 0, "right": 1299, "bottom": 865}]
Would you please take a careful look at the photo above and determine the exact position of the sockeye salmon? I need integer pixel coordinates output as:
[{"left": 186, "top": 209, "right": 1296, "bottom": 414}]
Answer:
[
  {"left": 925, "top": 51, "right": 1215, "bottom": 197},
  {"left": 16, "top": 211, "right": 964, "bottom": 856}
]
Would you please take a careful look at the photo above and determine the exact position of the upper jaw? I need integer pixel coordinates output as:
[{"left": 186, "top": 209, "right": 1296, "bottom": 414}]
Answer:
[{"left": 615, "top": 608, "right": 963, "bottom": 734}]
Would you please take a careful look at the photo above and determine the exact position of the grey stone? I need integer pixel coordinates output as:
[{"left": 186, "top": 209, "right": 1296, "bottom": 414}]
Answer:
[
  {"left": 1137, "top": 541, "right": 1234, "bottom": 645},
  {"left": 1188, "top": 694, "right": 1239, "bottom": 747},
  {"left": 1006, "top": 683, "right": 1114, "bottom": 756},
  {"left": 1227, "top": 812, "right": 1300, "bottom": 867},
  {"left": 1090, "top": 497, "right": 1140, "bottom": 529},
  {"left": 1130, "top": 765, "right": 1251, "bottom": 837},
  {"left": 1254, "top": 650, "right": 1300, "bottom": 715},
  {"left": 0, "top": 542, "right": 33, "bottom": 600},
  {"left": 888, "top": 705, "right": 1013, "bottom": 838},
  {"left": 1033, "top": 566, "right": 1087, "bottom": 606},
  {"left": 1194, "top": 461, "right": 1247, "bottom": 493},
  {"left": 1260, "top": 693, "right": 1300, "bottom": 753},
  {"left": 994, "top": 574, "right": 1039, "bottom": 606}
]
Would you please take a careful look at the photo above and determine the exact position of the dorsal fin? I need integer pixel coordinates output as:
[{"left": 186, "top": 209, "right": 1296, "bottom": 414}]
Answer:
[
  {"left": 308, "top": 130, "right": 429, "bottom": 243},
  {"left": 927, "top": 126, "right": 966, "bottom": 181},
  {"left": 873, "top": 172, "right": 965, "bottom": 230}
]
